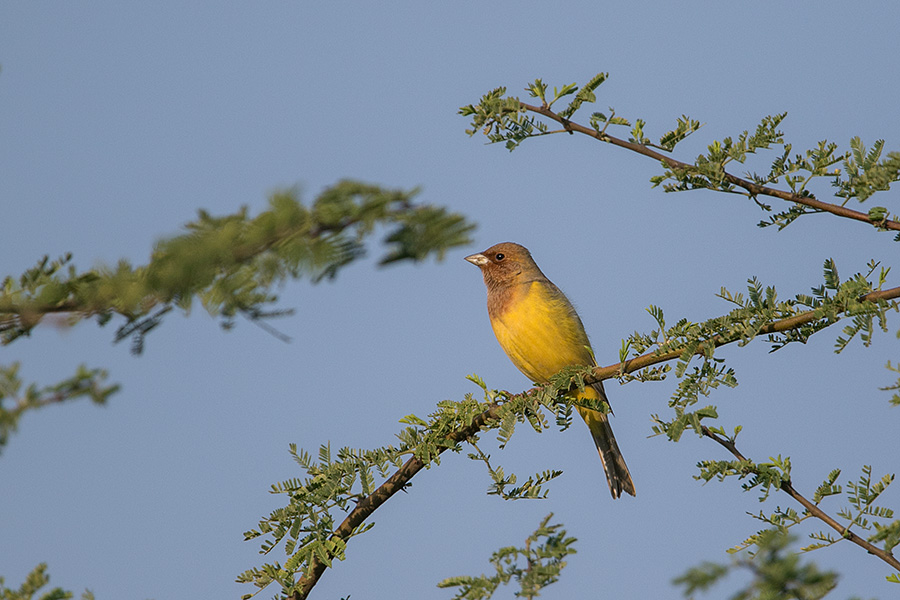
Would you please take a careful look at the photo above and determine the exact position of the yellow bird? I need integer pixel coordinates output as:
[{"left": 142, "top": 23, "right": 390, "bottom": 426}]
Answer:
[{"left": 465, "top": 242, "right": 635, "bottom": 498}]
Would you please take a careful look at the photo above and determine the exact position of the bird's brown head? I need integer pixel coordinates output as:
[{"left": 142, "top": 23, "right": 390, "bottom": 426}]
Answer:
[{"left": 464, "top": 242, "right": 545, "bottom": 290}]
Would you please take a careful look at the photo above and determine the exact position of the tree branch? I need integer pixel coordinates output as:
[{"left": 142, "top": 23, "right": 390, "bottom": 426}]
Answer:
[
  {"left": 519, "top": 101, "right": 900, "bottom": 233},
  {"left": 700, "top": 425, "right": 900, "bottom": 572},
  {"left": 290, "top": 285, "right": 900, "bottom": 598},
  {"left": 1, "top": 183, "right": 476, "bottom": 350},
  {"left": 590, "top": 286, "right": 900, "bottom": 383},
  {"left": 292, "top": 404, "right": 503, "bottom": 599}
]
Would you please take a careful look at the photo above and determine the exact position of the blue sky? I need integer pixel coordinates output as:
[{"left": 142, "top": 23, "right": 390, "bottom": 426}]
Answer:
[{"left": 1, "top": 2, "right": 899, "bottom": 599}]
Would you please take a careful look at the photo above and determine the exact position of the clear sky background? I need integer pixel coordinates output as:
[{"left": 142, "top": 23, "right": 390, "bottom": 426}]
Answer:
[{"left": 2, "top": 3, "right": 899, "bottom": 599}]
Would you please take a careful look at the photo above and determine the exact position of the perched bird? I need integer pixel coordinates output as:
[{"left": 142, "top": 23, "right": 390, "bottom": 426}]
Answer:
[{"left": 465, "top": 242, "right": 635, "bottom": 498}]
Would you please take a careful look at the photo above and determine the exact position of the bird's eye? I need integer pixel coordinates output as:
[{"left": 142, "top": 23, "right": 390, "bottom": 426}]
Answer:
[{"left": 495, "top": 253, "right": 505, "bottom": 261}]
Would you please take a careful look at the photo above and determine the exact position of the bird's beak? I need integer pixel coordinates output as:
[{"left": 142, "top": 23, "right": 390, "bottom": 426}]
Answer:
[{"left": 464, "top": 253, "right": 488, "bottom": 266}]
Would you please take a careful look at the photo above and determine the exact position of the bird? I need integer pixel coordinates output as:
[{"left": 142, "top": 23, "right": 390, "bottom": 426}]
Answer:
[{"left": 465, "top": 242, "right": 635, "bottom": 498}]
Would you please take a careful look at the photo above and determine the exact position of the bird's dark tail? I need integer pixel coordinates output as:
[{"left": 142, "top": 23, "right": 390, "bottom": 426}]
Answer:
[
  {"left": 584, "top": 409, "right": 636, "bottom": 499},
  {"left": 576, "top": 384, "right": 636, "bottom": 499}
]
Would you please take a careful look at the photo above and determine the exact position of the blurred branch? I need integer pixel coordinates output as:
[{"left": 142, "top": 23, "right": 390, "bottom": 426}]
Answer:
[
  {"left": 673, "top": 530, "right": 838, "bottom": 598},
  {"left": 0, "top": 363, "right": 118, "bottom": 455},
  {"left": 0, "top": 562, "right": 94, "bottom": 600},
  {"left": 0, "top": 180, "right": 475, "bottom": 452},
  {"left": 0, "top": 180, "right": 475, "bottom": 352}
]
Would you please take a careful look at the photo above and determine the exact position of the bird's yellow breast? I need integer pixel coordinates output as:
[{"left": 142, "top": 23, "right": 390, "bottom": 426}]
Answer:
[{"left": 490, "top": 280, "right": 594, "bottom": 384}]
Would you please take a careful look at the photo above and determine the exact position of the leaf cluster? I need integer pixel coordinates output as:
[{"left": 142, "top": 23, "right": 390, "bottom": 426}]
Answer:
[
  {"left": 656, "top": 113, "right": 792, "bottom": 193},
  {"left": 882, "top": 361, "right": 900, "bottom": 406},
  {"left": 462, "top": 74, "right": 900, "bottom": 236},
  {"left": 0, "top": 563, "right": 94, "bottom": 600},
  {"left": 467, "top": 440, "right": 563, "bottom": 501},
  {"left": 237, "top": 368, "right": 636, "bottom": 598},
  {"left": 674, "top": 531, "right": 838, "bottom": 600},
  {"left": 237, "top": 442, "right": 410, "bottom": 598},
  {"left": 698, "top": 453, "right": 793, "bottom": 503},
  {"left": 836, "top": 138, "right": 900, "bottom": 204},
  {"left": 0, "top": 180, "right": 474, "bottom": 453},
  {"left": 0, "top": 363, "right": 118, "bottom": 455},
  {"left": 635, "top": 259, "right": 897, "bottom": 444},
  {"left": 461, "top": 75, "right": 703, "bottom": 153},
  {"left": 437, "top": 513, "right": 576, "bottom": 600},
  {"left": 725, "top": 466, "right": 898, "bottom": 583},
  {"left": 459, "top": 87, "right": 540, "bottom": 151},
  {"left": 0, "top": 180, "right": 475, "bottom": 352},
  {"left": 237, "top": 383, "right": 507, "bottom": 598}
]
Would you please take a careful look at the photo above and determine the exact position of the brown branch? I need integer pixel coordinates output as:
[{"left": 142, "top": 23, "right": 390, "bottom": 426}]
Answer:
[
  {"left": 590, "top": 285, "right": 900, "bottom": 383},
  {"left": 700, "top": 425, "right": 900, "bottom": 572},
  {"left": 519, "top": 101, "right": 900, "bottom": 232},
  {"left": 291, "top": 285, "right": 900, "bottom": 598},
  {"left": 292, "top": 404, "right": 503, "bottom": 599}
]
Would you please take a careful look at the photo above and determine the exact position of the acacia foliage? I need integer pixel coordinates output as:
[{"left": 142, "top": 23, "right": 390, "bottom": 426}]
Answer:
[
  {"left": 0, "top": 180, "right": 475, "bottom": 453},
  {"left": 236, "top": 73, "right": 900, "bottom": 599}
]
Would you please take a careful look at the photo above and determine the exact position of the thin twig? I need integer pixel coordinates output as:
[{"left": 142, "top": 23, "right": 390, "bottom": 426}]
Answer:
[
  {"left": 589, "top": 286, "right": 900, "bottom": 384},
  {"left": 701, "top": 425, "right": 900, "bottom": 571},
  {"left": 519, "top": 102, "right": 900, "bottom": 233}
]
